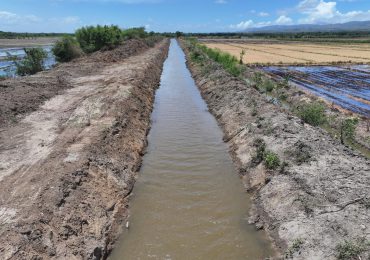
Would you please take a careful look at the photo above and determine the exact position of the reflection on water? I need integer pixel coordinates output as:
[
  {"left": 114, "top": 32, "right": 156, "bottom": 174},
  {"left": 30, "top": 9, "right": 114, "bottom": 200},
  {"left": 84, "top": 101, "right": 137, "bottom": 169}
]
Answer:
[
  {"left": 0, "top": 46, "right": 56, "bottom": 76},
  {"left": 110, "top": 39, "right": 274, "bottom": 259}
]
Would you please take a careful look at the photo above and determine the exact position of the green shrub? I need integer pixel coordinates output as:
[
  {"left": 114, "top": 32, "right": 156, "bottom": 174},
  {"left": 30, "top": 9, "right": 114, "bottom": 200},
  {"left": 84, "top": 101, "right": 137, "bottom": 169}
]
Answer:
[
  {"left": 15, "top": 47, "right": 47, "bottom": 76},
  {"left": 197, "top": 44, "right": 243, "bottom": 77},
  {"left": 52, "top": 36, "right": 83, "bottom": 62},
  {"left": 122, "top": 27, "right": 147, "bottom": 40},
  {"left": 264, "top": 151, "right": 280, "bottom": 170},
  {"left": 340, "top": 117, "right": 359, "bottom": 144},
  {"left": 285, "top": 239, "right": 304, "bottom": 258},
  {"left": 175, "top": 31, "right": 183, "bottom": 38},
  {"left": 297, "top": 102, "right": 326, "bottom": 126},
  {"left": 143, "top": 36, "right": 163, "bottom": 47},
  {"left": 252, "top": 138, "right": 266, "bottom": 165},
  {"left": 336, "top": 239, "right": 369, "bottom": 260},
  {"left": 239, "top": 49, "right": 246, "bottom": 64},
  {"left": 262, "top": 80, "right": 275, "bottom": 92},
  {"left": 190, "top": 49, "right": 204, "bottom": 63},
  {"left": 75, "top": 25, "right": 123, "bottom": 53}
]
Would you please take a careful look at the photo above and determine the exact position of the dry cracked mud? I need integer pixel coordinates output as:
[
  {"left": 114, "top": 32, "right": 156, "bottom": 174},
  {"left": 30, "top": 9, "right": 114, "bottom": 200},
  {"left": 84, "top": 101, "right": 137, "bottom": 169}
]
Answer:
[
  {"left": 181, "top": 40, "right": 370, "bottom": 259},
  {"left": 0, "top": 39, "right": 169, "bottom": 259}
]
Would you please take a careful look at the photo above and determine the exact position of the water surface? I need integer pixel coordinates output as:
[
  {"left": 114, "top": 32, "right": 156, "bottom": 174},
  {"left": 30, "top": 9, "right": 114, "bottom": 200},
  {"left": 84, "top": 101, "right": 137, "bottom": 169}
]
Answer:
[
  {"left": 0, "top": 46, "right": 55, "bottom": 76},
  {"left": 111, "top": 39, "right": 273, "bottom": 259}
]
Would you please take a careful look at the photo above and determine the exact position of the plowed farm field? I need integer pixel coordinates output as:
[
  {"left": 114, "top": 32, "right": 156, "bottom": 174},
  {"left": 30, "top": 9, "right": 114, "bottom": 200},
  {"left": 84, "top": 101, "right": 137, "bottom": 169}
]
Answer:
[{"left": 204, "top": 41, "right": 370, "bottom": 65}]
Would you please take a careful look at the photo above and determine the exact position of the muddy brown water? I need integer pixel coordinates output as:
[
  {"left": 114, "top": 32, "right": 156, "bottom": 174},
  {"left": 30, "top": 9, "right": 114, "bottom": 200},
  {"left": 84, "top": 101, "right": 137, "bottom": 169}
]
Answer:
[{"left": 110, "top": 40, "right": 273, "bottom": 259}]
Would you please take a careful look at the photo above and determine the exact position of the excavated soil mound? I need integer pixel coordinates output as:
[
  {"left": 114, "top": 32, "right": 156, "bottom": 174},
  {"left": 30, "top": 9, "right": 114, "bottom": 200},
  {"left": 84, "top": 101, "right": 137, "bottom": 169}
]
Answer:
[
  {"left": 0, "top": 38, "right": 162, "bottom": 127},
  {"left": 0, "top": 40, "right": 169, "bottom": 259}
]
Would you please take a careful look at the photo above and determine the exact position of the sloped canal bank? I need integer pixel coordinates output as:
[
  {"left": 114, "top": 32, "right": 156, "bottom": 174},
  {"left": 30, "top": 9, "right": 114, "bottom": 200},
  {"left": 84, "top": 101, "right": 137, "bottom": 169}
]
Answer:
[{"left": 181, "top": 39, "right": 370, "bottom": 259}]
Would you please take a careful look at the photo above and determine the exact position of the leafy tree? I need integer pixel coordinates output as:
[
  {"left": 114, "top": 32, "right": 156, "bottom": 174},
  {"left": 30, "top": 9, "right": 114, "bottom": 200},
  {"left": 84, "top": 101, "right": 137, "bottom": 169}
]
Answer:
[
  {"left": 75, "top": 25, "right": 123, "bottom": 53},
  {"left": 122, "top": 27, "right": 147, "bottom": 40},
  {"left": 175, "top": 31, "right": 183, "bottom": 38},
  {"left": 52, "top": 36, "right": 83, "bottom": 62},
  {"left": 14, "top": 48, "right": 47, "bottom": 76}
]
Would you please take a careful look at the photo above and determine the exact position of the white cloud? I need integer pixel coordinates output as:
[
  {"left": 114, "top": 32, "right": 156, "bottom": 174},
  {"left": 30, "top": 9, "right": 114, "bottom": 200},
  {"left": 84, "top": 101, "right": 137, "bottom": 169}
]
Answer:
[
  {"left": 215, "top": 0, "right": 227, "bottom": 4},
  {"left": 230, "top": 20, "right": 254, "bottom": 30},
  {"left": 275, "top": 15, "right": 293, "bottom": 25},
  {"left": 230, "top": 15, "right": 293, "bottom": 30},
  {"left": 0, "top": 10, "right": 83, "bottom": 32},
  {"left": 0, "top": 11, "right": 42, "bottom": 24},
  {"left": 258, "top": 12, "right": 270, "bottom": 17},
  {"left": 297, "top": 0, "right": 370, "bottom": 24},
  {"left": 52, "top": 0, "right": 163, "bottom": 3},
  {"left": 62, "top": 16, "right": 81, "bottom": 24}
]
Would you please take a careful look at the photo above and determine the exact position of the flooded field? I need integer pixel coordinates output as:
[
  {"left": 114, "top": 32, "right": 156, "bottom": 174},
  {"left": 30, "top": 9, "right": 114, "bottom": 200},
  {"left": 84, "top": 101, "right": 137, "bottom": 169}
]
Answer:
[
  {"left": 262, "top": 65, "right": 370, "bottom": 118},
  {"left": 110, "top": 39, "right": 274, "bottom": 259},
  {"left": 0, "top": 46, "right": 56, "bottom": 76}
]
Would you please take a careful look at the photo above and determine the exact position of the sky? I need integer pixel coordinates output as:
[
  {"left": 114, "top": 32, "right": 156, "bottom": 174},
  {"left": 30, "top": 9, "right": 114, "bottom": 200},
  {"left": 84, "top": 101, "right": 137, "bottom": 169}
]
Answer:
[{"left": 1, "top": 0, "right": 370, "bottom": 33}]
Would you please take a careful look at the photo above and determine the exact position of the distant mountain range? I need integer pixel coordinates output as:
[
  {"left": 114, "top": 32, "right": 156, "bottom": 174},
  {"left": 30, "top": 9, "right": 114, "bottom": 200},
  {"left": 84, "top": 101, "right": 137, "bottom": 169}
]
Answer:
[{"left": 243, "top": 21, "right": 370, "bottom": 33}]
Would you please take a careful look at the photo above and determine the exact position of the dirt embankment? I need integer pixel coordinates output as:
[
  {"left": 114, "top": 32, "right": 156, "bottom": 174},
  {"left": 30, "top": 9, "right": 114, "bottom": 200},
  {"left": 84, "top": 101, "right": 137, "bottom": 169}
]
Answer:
[
  {"left": 0, "top": 38, "right": 156, "bottom": 127},
  {"left": 0, "top": 39, "right": 169, "bottom": 259},
  {"left": 181, "top": 40, "right": 370, "bottom": 259}
]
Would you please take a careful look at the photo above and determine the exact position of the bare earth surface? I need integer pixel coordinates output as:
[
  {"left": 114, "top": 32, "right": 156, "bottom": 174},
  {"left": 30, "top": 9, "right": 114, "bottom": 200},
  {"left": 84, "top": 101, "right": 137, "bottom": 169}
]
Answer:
[
  {"left": 203, "top": 40, "right": 370, "bottom": 65},
  {"left": 0, "top": 38, "right": 59, "bottom": 48},
  {"left": 0, "top": 39, "right": 169, "bottom": 259},
  {"left": 181, "top": 40, "right": 370, "bottom": 259}
]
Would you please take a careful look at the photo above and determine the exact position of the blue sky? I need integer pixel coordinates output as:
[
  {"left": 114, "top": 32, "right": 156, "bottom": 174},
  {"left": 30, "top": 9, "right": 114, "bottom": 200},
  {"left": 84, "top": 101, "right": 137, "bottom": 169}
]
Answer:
[{"left": 1, "top": 0, "right": 370, "bottom": 33}]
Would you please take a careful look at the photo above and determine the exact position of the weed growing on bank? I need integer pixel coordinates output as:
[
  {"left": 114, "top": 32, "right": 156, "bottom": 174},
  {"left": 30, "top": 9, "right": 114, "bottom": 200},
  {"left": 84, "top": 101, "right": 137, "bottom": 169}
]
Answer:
[
  {"left": 336, "top": 239, "right": 370, "bottom": 260},
  {"left": 186, "top": 38, "right": 244, "bottom": 77},
  {"left": 340, "top": 117, "right": 359, "bottom": 144},
  {"left": 285, "top": 239, "right": 304, "bottom": 258},
  {"left": 53, "top": 36, "right": 83, "bottom": 62},
  {"left": 264, "top": 151, "right": 280, "bottom": 170},
  {"left": 297, "top": 102, "right": 327, "bottom": 126},
  {"left": 14, "top": 48, "right": 47, "bottom": 76},
  {"left": 251, "top": 138, "right": 281, "bottom": 170}
]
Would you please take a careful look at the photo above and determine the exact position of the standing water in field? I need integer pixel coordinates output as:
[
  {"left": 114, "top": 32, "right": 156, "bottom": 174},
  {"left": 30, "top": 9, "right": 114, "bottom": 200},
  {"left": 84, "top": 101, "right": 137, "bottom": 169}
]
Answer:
[
  {"left": 0, "top": 46, "right": 55, "bottom": 77},
  {"left": 111, "top": 39, "right": 273, "bottom": 259}
]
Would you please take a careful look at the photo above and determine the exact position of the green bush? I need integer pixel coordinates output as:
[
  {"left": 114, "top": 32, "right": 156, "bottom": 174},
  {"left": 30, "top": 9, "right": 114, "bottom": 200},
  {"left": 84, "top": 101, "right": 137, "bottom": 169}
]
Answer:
[
  {"left": 199, "top": 46, "right": 243, "bottom": 77},
  {"left": 336, "top": 239, "right": 369, "bottom": 260},
  {"left": 264, "top": 151, "right": 280, "bottom": 170},
  {"left": 75, "top": 25, "right": 123, "bottom": 53},
  {"left": 251, "top": 138, "right": 266, "bottom": 165},
  {"left": 52, "top": 36, "right": 83, "bottom": 62},
  {"left": 122, "top": 27, "right": 147, "bottom": 40},
  {"left": 297, "top": 102, "right": 326, "bottom": 126},
  {"left": 262, "top": 80, "right": 275, "bottom": 92},
  {"left": 15, "top": 47, "right": 47, "bottom": 76},
  {"left": 340, "top": 117, "right": 359, "bottom": 144}
]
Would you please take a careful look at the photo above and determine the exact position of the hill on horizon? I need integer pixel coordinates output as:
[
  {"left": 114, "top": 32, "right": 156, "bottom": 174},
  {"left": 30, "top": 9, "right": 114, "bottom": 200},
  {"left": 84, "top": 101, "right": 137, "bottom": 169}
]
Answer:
[{"left": 243, "top": 20, "right": 370, "bottom": 33}]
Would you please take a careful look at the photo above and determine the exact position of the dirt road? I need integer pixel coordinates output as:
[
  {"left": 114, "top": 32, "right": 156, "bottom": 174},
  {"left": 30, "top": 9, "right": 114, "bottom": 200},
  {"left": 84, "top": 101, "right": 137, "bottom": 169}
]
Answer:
[
  {"left": 0, "top": 39, "right": 169, "bottom": 259},
  {"left": 181, "top": 40, "right": 370, "bottom": 259}
]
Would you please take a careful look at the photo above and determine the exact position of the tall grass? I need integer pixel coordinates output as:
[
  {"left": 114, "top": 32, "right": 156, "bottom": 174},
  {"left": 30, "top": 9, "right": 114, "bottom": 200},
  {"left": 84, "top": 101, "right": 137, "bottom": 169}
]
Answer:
[{"left": 187, "top": 38, "right": 243, "bottom": 77}]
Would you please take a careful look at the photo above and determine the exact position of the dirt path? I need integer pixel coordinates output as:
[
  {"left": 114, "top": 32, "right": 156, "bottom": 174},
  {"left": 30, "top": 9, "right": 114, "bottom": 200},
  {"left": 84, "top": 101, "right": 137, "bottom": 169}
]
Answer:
[
  {"left": 0, "top": 39, "right": 169, "bottom": 259},
  {"left": 181, "top": 40, "right": 370, "bottom": 259}
]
